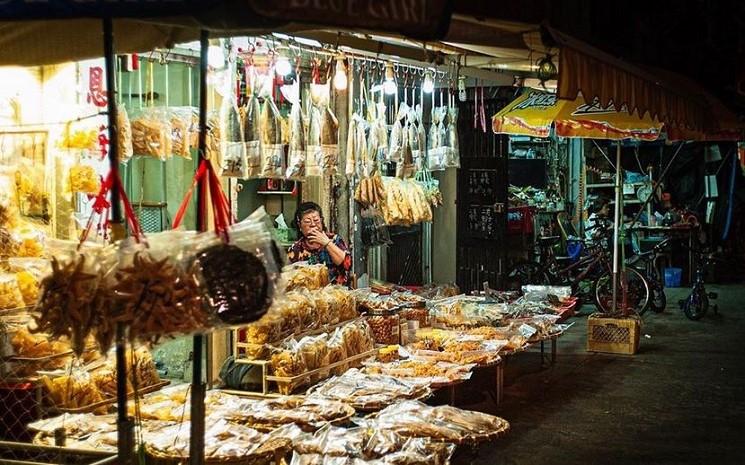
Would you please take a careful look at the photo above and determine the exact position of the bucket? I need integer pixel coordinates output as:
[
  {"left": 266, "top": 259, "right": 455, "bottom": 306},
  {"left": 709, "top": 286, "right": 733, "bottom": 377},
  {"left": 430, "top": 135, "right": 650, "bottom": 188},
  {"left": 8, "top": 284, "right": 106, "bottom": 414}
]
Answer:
[{"left": 664, "top": 267, "right": 682, "bottom": 287}]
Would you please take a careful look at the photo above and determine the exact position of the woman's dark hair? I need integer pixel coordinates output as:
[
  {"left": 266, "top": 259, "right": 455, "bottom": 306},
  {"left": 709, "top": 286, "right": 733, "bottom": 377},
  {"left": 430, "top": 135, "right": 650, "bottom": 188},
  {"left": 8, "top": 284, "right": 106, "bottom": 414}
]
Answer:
[
  {"left": 293, "top": 202, "right": 326, "bottom": 233},
  {"left": 590, "top": 197, "right": 610, "bottom": 214}
]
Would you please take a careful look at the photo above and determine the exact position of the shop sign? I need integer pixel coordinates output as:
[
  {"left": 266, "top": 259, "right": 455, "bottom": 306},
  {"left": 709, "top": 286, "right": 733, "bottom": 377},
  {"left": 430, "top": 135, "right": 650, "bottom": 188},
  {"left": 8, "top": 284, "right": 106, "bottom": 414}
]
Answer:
[
  {"left": 513, "top": 92, "right": 557, "bottom": 110},
  {"left": 247, "top": 0, "right": 453, "bottom": 39},
  {"left": 86, "top": 66, "right": 107, "bottom": 108},
  {"left": 0, "top": 0, "right": 211, "bottom": 20}
]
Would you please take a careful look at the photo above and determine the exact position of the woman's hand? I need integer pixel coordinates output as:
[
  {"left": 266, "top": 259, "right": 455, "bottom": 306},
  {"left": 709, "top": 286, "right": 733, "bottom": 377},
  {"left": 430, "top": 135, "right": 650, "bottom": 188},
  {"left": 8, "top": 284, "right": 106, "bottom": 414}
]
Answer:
[{"left": 306, "top": 229, "right": 330, "bottom": 250}]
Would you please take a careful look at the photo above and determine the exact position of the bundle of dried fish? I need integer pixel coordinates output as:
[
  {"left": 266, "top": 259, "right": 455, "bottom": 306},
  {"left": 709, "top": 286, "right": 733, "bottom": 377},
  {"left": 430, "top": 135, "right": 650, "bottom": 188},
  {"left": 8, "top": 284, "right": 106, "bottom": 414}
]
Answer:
[
  {"left": 260, "top": 96, "right": 284, "bottom": 178},
  {"left": 306, "top": 105, "right": 323, "bottom": 177},
  {"left": 444, "top": 106, "right": 460, "bottom": 168},
  {"left": 219, "top": 96, "right": 247, "bottom": 177},
  {"left": 286, "top": 102, "right": 307, "bottom": 179},
  {"left": 244, "top": 95, "right": 263, "bottom": 178},
  {"left": 318, "top": 106, "right": 339, "bottom": 176}
]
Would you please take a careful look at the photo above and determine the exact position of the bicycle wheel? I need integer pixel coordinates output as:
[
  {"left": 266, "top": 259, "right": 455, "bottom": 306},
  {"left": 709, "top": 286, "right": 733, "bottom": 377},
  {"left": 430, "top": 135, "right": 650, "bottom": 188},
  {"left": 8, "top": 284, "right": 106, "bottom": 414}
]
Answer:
[
  {"left": 593, "top": 268, "right": 650, "bottom": 314},
  {"left": 649, "top": 284, "right": 667, "bottom": 313},
  {"left": 682, "top": 290, "right": 709, "bottom": 320},
  {"left": 506, "top": 262, "right": 550, "bottom": 290}
]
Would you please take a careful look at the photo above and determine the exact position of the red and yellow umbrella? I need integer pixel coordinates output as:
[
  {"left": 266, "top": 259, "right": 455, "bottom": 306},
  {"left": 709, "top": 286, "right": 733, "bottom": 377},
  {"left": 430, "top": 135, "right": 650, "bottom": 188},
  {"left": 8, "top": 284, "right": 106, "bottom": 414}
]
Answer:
[{"left": 492, "top": 90, "right": 663, "bottom": 141}]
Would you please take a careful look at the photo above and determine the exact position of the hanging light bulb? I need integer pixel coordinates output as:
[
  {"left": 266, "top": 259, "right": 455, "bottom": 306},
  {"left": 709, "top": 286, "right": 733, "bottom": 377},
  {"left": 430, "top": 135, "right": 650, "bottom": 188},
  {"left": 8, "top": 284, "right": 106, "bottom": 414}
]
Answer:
[
  {"left": 333, "top": 54, "right": 348, "bottom": 90},
  {"left": 422, "top": 68, "right": 435, "bottom": 93},
  {"left": 275, "top": 55, "right": 292, "bottom": 76},
  {"left": 384, "top": 61, "right": 397, "bottom": 95}
]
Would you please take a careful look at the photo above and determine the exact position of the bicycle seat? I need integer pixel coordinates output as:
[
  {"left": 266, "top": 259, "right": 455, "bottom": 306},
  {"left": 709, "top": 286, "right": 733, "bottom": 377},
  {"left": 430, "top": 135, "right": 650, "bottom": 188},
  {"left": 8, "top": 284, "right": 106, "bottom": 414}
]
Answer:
[{"left": 538, "top": 236, "right": 561, "bottom": 245}]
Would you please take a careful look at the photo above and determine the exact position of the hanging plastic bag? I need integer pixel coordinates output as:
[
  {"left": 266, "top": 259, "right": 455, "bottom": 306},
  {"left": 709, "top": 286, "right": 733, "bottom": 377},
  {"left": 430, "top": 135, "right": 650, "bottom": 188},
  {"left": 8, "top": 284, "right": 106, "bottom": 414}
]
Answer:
[
  {"left": 68, "top": 164, "right": 100, "bottom": 194},
  {"left": 244, "top": 94, "right": 263, "bottom": 178},
  {"left": 118, "top": 103, "right": 134, "bottom": 162},
  {"left": 168, "top": 107, "right": 196, "bottom": 159},
  {"left": 445, "top": 106, "right": 460, "bottom": 168},
  {"left": 387, "top": 102, "right": 408, "bottom": 164},
  {"left": 286, "top": 101, "right": 307, "bottom": 180},
  {"left": 428, "top": 106, "right": 446, "bottom": 171},
  {"left": 219, "top": 93, "right": 248, "bottom": 178},
  {"left": 305, "top": 105, "right": 323, "bottom": 177},
  {"left": 318, "top": 106, "right": 339, "bottom": 176},
  {"left": 260, "top": 96, "right": 284, "bottom": 179},
  {"left": 130, "top": 107, "right": 172, "bottom": 160}
]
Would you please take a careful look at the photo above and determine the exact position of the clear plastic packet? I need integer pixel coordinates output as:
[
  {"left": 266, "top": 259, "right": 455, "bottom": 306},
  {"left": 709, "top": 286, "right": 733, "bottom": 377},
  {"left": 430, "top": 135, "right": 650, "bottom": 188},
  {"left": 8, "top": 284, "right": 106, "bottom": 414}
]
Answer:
[
  {"left": 428, "top": 106, "right": 447, "bottom": 171},
  {"left": 40, "top": 369, "right": 107, "bottom": 413},
  {"left": 282, "top": 262, "right": 329, "bottom": 292},
  {"left": 8, "top": 257, "right": 48, "bottom": 306},
  {"left": 271, "top": 346, "right": 309, "bottom": 395},
  {"left": 184, "top": 220, "right": 279, "bottom": 327},
  {"left": 117, "top": 103, "right": 134, "bottom": 162},
  {"left": 205, "top": 111, "right": 222, "bottom": 166},
  {"left": 306, "top": 105, "right": 323, "bottom": 177},
  {"left": 0, "top": 273, "right": 24, "bottom": 310},
  {"left": 260, "top": 96, "right": 284, "bottom": 179},
  {"left": 319, "top": 106, "right": 339, "bottom": 176},
  {"left": 13, "top": 160, "right": 49, "bottom": 218},
  {"left": 68, "top": 164, "right": 100, "bottom": 194},
  {"left": 220, "top": 95, "right": 248, "bottom": 178},
  {"left": 33, "top": 241, "right": 111, "bottom": 355},
  {"left": 244, "top": 95, "right": 263, "bottom": 178},
  {"left": 130, "top": 107, "right": 172, "bottom": 160},
  {"left": 444, "top": 106, "right": 460, "bottom": 168},
  {"left": 286, "top": 101, "right": 307, "bottom": 179},
  {"left": 167, "top": 106, "right": 196, "bottom": 159},
  {"left": 327, "top": 329, "right": 348, "bottom": 376}
]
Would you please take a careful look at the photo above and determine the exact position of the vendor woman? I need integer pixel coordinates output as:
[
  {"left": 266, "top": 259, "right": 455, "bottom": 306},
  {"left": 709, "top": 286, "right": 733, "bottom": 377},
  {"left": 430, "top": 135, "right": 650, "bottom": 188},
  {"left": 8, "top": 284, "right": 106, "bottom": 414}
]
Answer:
[{"left": 287, "top": 202, "right": 352, "bottom": 286}]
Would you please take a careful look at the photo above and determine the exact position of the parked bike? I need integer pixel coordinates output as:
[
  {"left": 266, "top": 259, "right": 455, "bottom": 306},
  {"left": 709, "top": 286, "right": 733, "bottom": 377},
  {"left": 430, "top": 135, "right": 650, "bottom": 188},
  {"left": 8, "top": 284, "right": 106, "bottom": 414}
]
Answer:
[
  {"left": 679, "top": 246, "right": 719, "bottom": 320},
  {"left": 507, "top": 222, "right": 650, "bottom": 314},
  {"left": 626, "top": 237, "right": 672, "bottom": 314}
]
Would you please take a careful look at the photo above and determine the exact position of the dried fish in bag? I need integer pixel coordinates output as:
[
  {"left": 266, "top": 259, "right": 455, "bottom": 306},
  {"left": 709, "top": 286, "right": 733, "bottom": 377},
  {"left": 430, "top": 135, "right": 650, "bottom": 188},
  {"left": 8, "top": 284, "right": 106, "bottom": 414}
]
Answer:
[
  {"left": 244, "top": 94, "right": 263, "bottom": 178},
  {"left": 306, "top": 105, "right": 323, "bottom": 177},
  {"left": 319, "top": 105, "right": 339, "bottom": 176},
  {"left": 428, "top": 106, "right": 446, "bottom": 171},
  {"left": 118, "top": 103, "right": 133, "bottom": 162},
  {"left": 344, "top": 115, "right": 358, "bottom": 177},
  {"left": 261, "top": 95, "right": 284, "bottom": 178},
  {"left": 367, "top": 100, "right": 388, "bottom": 169},
  {"left": 388, "top": 102, "right": 408, "bottom": 164},
  {"left": 130, "top": 107, "right": 171, "bottom": 160},
  {"left": 286, "top": 101, "right": 307, "bottom": 179},
  {"left": 396, "top": 121, "right": 415, "bottom": 179},
  {"left": 408, "top": 105, "right": 426, "bottom": 172},
  {"left": 219, "top": 93, "right": 247, "bottom": 177},
  {"left": 445, "top": 106, "right": 460, "bottom": 168}
]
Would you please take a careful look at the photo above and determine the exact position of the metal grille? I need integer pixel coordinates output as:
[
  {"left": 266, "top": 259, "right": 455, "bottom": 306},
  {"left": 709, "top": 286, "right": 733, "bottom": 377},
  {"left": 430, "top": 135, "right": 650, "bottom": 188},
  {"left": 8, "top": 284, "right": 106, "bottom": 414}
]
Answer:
[{"left": 134, "top": 202, "right": 168, "bottom": 233}]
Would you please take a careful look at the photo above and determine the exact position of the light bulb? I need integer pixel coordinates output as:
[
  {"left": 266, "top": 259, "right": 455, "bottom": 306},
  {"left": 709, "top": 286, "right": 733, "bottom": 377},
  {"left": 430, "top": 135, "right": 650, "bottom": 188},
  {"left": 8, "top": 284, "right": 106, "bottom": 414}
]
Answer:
[
  {"left": 422, "top": 69, "right": 434, "bottom": 93},
  {"left": 333, "top": 57, "right": 348, "bottom": 90},
  {"left": 275, "top": 56, "right": 292, "bottom": 76},
  {"left": 384, "top": 79, "right": 397, "bottom": 95},
  {"left": 207, "top": 45, "right": 225, "bottom": 69}
]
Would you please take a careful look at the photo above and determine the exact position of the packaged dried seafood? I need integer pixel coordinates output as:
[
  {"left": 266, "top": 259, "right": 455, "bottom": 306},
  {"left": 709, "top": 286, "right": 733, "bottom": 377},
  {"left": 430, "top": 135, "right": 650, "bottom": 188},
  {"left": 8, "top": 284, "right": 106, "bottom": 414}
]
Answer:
[
  {"left": 306, "top": 105, "right": 323, "bottom": 177},
  {"left": 219, "top": 94, "right": 248, "bottom": 177},
  {"left": 308, "top": 369, "right": 430, "bottom": 412},
  {"left": 40, "top": 371, "right": 107, "bottom": 413},
  {"left": 118, "top": 103, "right": 133, "bottom": 162},
  {"left": 186, "top": 220, "right": 279, "bottom": 326},
  {"left": 229, "top": 396, "right": 354, "bottom": 432},
  {"left": 69, "top": 164, "right": 100, "bottom": 194},
  {"left": 260, "top": 96, "right": 284, "bottom": 179},
  {"left": 282, "top": 262, "right": 329, "bottom": 292},
  {"left": 244, "top": 94, "right": 263, "bottom": 178},
  {"left": 317, "top": 106, "right": 339, "bottom": 176},
  {"left": 271, "top": 347, "right": 309, "bottom": 395},
  {"left": 357, "top": 401, "right": 509, "bottom": 445},
  {"left": 363, "top": 359, "right": 474, "bottom": 386},
  {"left": 130, "top": 109, "right": 171, "bottom": 159},
  {"left": 0, "top": 273, "right": 24, "bottom": 310},
  {"left": 444, "top": 106, "right": 460, "bottom": 168},
  {"left": 428, "top": 106, "right": 446, "bottom": 172},
  {"left": 365, "top": 312, "right": 400, "bottom": 345},
  {"left": 286, "top": 101, "right": 307, "bottom": 179},
  {"left": 168, "top": 106, "right": 196, "bottom": 159}
]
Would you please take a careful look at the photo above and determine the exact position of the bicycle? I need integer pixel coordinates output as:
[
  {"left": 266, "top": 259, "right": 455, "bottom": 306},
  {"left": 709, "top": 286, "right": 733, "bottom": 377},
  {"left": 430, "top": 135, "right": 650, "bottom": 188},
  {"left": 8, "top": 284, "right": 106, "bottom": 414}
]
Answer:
[
  {"left": 626, "top": 237, "right": 672, "bottom": 314},
  {"left": 507, "top": 222, "right": 650, "bottom": 314},
  {"left": 679, "top": 246, "right": 719, "bottom": 320}
]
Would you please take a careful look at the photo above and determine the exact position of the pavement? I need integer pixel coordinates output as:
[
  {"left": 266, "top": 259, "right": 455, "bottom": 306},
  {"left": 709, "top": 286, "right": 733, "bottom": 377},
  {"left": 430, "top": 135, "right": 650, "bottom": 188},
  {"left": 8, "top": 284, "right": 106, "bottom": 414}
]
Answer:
[{"left": 454, "top": 285, "right": 745, "bottom": 465}]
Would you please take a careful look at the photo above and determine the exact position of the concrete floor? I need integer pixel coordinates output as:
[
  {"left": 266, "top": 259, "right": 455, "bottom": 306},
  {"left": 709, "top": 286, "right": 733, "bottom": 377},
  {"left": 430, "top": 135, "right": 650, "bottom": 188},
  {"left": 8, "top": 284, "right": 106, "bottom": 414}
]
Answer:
[{"left": 456, "top": 285, "right": 745, "bottom": 465}]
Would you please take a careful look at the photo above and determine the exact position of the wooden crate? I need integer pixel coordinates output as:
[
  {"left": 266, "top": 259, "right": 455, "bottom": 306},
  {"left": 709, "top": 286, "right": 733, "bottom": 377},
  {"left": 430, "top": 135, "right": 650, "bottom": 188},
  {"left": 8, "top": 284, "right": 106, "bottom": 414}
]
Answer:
[{"left": 587, "top": 313, "right": 640, "bottom": 355}]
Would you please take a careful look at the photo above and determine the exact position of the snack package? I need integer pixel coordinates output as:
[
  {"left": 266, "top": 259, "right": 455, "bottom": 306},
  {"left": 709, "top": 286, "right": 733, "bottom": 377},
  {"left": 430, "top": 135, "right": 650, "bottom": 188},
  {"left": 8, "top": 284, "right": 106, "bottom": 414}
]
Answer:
[
  {"left": 444, "top": 106, "right": 460, "bottom": 168},
  {"left": 185, "top": 220, "right": 279, "bottom": 326},
  {"left": 118, "top": 103, "right": 134, "bottom": 162},
  {"left": 69, "top": 164, "right": 100, "bottom": 194},
  {"left": 130, "top": 108, "right": 172, "bottom": 160},
  {"left": 40, "top": 370, "right": 107, "bottom": 413},
  {"left": 168, "top": 107, "right": 196, "bottom": 159},
  {"left": 286, "top": 101, "right": 307, "bottom": 179},
  {"left": 9, "top": 258, "right": 47, "bottom": 306},
  {"left": 0, "top": 273, "right": 24, "bottom": 310},
  {"left": 243, "top": 95, "right": 263, "bottom": 178},
  {"left": 305, "top": 104, "right": 323, "bottom": 177},
  {"left": 282, "top": 262, "right": 329, "bottom": 292},
  {"left": 219, "top": 95, "right": 248, "bottom": 177},
  {"left": 260, "top": 96, "right": 284, "bottom": 179}
]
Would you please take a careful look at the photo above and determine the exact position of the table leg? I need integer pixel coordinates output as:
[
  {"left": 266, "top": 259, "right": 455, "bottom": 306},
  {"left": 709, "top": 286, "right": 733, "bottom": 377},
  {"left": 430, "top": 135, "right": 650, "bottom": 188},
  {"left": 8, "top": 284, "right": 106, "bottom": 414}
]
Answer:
[
  {"left": 496, "top": 363, "right": 504, "bottom": 405},
  {"left": 449, "top": 385, "right": 456, "bottom": 406},
  {"left": 551, "top": 337, "right": 557, "bottom": 364}
]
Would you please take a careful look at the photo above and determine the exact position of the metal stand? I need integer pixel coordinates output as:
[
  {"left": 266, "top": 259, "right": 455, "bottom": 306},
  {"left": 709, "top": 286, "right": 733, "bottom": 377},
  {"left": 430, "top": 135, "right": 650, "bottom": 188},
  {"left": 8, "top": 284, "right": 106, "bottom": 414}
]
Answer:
[
  {"left": 611, "top": 143, "right": 622, "bottom": 313},
  {"left": 188, "top": 29, "right": 209, "bottom": 465}
]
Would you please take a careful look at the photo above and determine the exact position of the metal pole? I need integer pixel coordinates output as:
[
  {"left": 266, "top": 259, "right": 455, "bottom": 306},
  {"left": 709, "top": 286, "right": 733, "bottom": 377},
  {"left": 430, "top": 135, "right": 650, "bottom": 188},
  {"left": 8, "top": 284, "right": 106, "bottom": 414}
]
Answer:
[
  {"left": 611, "top": 142, "right": 622, "bottom": 313},
  {"left": 189, "top": 29, "right": 209, "bottom": 465},
  {"left": 103, "top": 17, "right": 133, "bottom": 465}
]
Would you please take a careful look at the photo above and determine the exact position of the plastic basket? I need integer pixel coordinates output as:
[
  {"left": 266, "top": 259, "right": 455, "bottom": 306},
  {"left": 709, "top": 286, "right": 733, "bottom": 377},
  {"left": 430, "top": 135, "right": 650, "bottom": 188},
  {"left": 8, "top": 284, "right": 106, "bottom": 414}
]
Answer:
[{"left": 664, "top": 267, "right": 682, "bottom": 287}]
